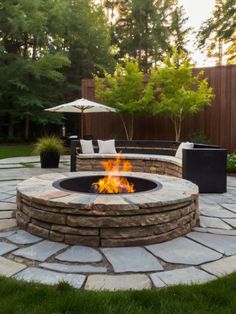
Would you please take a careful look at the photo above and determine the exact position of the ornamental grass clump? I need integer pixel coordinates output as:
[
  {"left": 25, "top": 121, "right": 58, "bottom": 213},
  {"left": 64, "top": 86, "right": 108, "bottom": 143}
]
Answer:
[
  {"left": 33, "top": 136, "right": 65, "bottom": 155},
  {"left": 33, "top": 136, "right": 65, "bottom": 168}
]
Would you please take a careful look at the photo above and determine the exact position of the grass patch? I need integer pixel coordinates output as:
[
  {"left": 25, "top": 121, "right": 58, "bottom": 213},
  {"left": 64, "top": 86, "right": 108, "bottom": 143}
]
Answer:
[
  {"left": 0, "top": 145, "right": 35, "bottom": 159},
  {"left": 0, "top": 273, "right": 236, "bottom": 313}
]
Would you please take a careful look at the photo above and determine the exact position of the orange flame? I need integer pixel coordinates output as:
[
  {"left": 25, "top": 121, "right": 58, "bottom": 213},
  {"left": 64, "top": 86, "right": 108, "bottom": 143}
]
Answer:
[{"left": 92, "top": 155, "right": 135, "bottom": 193}]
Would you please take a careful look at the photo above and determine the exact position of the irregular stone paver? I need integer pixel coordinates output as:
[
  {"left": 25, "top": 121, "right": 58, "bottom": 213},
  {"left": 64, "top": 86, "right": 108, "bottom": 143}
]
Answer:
[
  {"left": 6, "top": 230, "right": 42, "bottom": 245},
  {"left": 101, "top": 247, "right": 163, "bottom": 272},
  {"left": 1, "top": 158, "right": 236, "bottom": 290},
  {"left": 13, "top": 240, "right": 67, "bottom": 262},
  {"left": 0, "top": 219, "right": 16, "bottom": 230},
  {"left": 5, "top": 196, "right": 16, "bottom": 203},
  {"left": 223, "top": 219, "right": 236, "bottom": 228},
  {"left": 0, "top": 203, "right": 16, "bottom": 211},
  {"left": 14, "top": 267, "right": 85, "bottom": 288},
  {"left": 0, "top": 242, "right": 17, "bottom": 255},
  {"left": 0, "top": 231, "right": 16, "bottom": 237},
  {"left": 187, "top": 232, "right": 236, "bottom": 256},
  {"left": 151, "top": 267, "right": 216, "bottom": 287},
  {"left": 200, "top": 216, "right": 232, "bottom": 229},
  {"left": 0, "top": 193, "right": 13, "bottom": 201},
  {"left": 201, "top": 206, "right": 236, "bottom": 218},
  {"left": 0, "top": 256, "right": 26, "bottom": 277},
  {"left": 0, "top": 186, "right": 17, "bottom": 193},
  {"left": 56, "top": 245, "right": 102, "bottom": 263},
  {"left": 221, "top": 203, "right": 236, "bottom": 213},
  {"left": 146, "top": 237, "right": 222, "bottom": 265},
  {"left": 0, "top": 163, "right": 25, "bottom": 168},
  {"left": 85, "top": 274, "right": 151, "bottom": 291},
  {"left": 201, "top": 255, "right": 236, "bottom": 277},
  {"left": 0, "top": 211, "right": 13, "bottom": 219},
  {"left": 40, "top": 263, "right": 107, "bottom": 273},
  {"left": 193, "top": 227, "right": 236, "bottom": 236}
]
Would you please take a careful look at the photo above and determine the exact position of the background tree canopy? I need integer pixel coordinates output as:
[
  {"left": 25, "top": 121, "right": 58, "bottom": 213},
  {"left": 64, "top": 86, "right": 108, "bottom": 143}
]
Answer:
[
  {"left": 1, "top": 0, "right": 231, "bottom": 141},
  {"left": 197, "top": 0, "right": 236, "bottom": 65},
  {"left": 0, "top": 0, "right": 114, "bottom": 140}
]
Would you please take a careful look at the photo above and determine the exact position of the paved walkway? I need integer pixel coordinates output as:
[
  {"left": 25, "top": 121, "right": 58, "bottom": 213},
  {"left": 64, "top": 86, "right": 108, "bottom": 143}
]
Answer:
[{"left": 0, "top": 156, "right": 236, "bottom": 291}]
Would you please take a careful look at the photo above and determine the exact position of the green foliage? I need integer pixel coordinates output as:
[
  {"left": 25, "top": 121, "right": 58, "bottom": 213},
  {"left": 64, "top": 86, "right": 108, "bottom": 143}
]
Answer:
[
  {"left": 227, "top": 153, "right": 236, "bottom": 173},
  {"left": 144, "top": 49, "right": 214, "bottom": 141},
  {"left": 33, "top": 136, "right": 65, "bottom": 155},
  {"left": 170, "top": 5, "right": 191, "bottom": 54},
  {"left": 111, "top": 0, "right": 190, "bottom": 71},
  {"left": 187, "top": 130, "right": 210, "bottom": 144},
  {"left": 95, "top": 59, "right": 145, "bottom": 139},
  {"left": 197, "top": 0, "right": 236, "bottom": 64},
  {"left": 0, "top": 0, "right": 114, "bottom": 141}
]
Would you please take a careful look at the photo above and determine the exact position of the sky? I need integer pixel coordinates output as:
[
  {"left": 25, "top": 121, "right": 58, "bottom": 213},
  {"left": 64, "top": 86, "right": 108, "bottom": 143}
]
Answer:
[{"left": 179, "top": 0, "right": 216, "bottom": 66}]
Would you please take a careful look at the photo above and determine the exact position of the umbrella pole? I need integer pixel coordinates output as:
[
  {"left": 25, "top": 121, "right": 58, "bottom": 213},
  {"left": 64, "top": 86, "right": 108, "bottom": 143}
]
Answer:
[{"left": 80, "top": 109, "right": 84, "bottom": 139}]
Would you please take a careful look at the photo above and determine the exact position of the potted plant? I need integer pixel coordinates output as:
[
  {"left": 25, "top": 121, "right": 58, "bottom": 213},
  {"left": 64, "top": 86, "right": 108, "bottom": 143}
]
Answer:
[{"left": 34, "top": 136, "right": 65, "bottom": 168}]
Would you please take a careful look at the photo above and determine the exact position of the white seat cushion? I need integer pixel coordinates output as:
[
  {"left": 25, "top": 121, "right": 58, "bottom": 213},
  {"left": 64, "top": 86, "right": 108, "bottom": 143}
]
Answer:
[
  {"left": 175, "top": 142, "right": 194, "bottom": 159},
  {"left": 80, "top": 140, "right": 94, "bottom": 154},
  {"left": 98, "top": 139, "right": 117, "bottom": 154}
]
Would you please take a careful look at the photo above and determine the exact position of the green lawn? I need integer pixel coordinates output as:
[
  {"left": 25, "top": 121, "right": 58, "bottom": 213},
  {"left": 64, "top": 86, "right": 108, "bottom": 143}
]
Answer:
[
  {"left": 0, "top": 145, "right": 34, "bottom": 159},
  {"left": 0, "top": 273, "right": 236, "bottom": 314}
]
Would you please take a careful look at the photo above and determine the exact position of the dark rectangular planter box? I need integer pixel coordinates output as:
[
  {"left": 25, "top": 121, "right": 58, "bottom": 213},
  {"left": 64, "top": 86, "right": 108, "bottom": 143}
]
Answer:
[{"left": 40, "top": 152, "right": 60, "bottom": 168}]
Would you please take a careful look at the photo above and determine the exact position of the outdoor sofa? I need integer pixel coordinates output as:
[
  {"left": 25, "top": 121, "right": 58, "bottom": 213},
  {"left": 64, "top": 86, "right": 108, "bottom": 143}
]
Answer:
[{"left": 70, "top": 140, "right": 227, "bottom": 193}]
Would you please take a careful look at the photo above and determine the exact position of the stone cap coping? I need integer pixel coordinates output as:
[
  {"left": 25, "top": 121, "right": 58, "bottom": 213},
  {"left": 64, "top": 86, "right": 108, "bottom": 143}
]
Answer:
[
  {"left": 17, "top": 172, "right": 198, "bottom": 212},
  {"left": 77, "top": 153, "right": 182, "bottom": 167}
]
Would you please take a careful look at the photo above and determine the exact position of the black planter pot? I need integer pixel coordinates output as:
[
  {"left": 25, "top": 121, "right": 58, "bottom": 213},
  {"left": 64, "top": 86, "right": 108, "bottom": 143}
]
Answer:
[{"left": 40, "top": 152, "right": 60, "bottom": 168}]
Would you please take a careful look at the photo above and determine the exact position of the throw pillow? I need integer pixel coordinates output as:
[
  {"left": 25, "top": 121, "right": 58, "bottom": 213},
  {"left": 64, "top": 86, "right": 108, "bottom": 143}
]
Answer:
[
  {"left": 80, "top": 140, "right": 94, "bottom": 154},
  {"left": 175, "top": 142, "right": 194, "bottom": 159},
  {"left": 98, "top": 139, "right": 117, "bottom": 154}
]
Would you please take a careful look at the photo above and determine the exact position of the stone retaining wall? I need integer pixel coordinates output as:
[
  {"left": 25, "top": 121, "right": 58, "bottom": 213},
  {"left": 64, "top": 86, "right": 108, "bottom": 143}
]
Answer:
[{"left": 76, "top": 156, "right": 182, "bottom": 178}]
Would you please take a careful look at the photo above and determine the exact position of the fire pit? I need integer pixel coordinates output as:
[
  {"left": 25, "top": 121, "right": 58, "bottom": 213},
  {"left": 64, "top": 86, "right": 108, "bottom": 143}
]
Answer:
[
  {"left": 16, "top": 170, "right": 199, "bottom": 247},
  {"left": 53, "top": 175, "right": 160, "bottom": 194}
]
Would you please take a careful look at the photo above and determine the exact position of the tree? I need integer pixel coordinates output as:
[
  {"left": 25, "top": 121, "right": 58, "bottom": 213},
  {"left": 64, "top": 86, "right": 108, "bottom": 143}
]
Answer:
[
  {"left": 170, "top": 5, "right": 191, "bottom": 54},
  {"left": 197, "top": 0, "right": 236, "bottom": 65},
  {"left": 62, "top": 0, "right": 115, "bottom": 97},
  {"left": 0, "top": 0, "right": 70, "bottom": 140},
  {"left": 0, "top": 0, "right": 114, "bottom": 140},
  {"left": 144, "top": 50, "right": 214, "bottom": 141},
  {"left": 95, "top": 59, "right": 146, "bottom": 140},
  {"left": 113, "top": 0, "right": 181, "bottom": 71}
]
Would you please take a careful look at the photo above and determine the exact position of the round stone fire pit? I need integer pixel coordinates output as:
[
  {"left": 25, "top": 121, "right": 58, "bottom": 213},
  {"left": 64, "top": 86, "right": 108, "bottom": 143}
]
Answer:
[
  {"left": 16, "top": 172, "right": 199, "bottom": 247},
  {"left": 53, "top": 175, "right": 160, "bottom": 194}
]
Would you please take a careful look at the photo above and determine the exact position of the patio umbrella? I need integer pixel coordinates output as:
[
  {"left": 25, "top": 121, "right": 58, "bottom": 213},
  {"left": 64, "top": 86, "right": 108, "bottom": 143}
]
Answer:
[{"left": 45, "top": 98, "right": 116, "bottom": 139}]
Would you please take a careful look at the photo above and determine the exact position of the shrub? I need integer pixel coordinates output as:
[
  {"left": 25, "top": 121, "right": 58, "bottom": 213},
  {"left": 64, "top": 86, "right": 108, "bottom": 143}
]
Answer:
[
  {"left": 187, "top": 131, "right": 210, "bottom": 144},
  {"left": 227, "top": 153, "right": 236, "bottom": 173}
]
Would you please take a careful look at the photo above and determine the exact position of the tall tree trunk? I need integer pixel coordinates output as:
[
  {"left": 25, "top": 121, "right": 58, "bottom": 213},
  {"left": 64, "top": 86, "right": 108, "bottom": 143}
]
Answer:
[
  {"left": 119, "top": 113, "right": 129, "bottom": 140},
  {"left": 172, "top": 116, "right": 182, "bottom": 142},
  {"left": 25, "top": 114, "right": 30, "bottom": 141},
  {"left": 8, "top": 115, "right": 14, "bottom": 138},
  {"left": 23, "top": 33, "right": 28, "bottom": 58},
  {"left": 218, "top": 39, "right": 223, "bottom": 65},
  {"left": 32, "top": 36, "right": 37, "bottom": 60}
]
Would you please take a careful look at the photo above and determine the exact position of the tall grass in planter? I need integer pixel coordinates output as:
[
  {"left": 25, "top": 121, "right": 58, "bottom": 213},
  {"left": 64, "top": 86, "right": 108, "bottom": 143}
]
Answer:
[{"left": 34, "top": 136, "right": 65, "bottom": 168}]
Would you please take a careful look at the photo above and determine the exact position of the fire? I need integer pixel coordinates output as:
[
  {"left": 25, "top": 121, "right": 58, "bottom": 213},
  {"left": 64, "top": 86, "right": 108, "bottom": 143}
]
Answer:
[{"left": 92, "top": 155, "right": 135, "bottom": 193}]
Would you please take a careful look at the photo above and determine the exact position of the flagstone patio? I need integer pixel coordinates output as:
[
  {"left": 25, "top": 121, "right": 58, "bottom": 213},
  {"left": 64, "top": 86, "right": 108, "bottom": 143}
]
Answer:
[{"left": 0, "top": 156, "right": 236, "bottom": 291}]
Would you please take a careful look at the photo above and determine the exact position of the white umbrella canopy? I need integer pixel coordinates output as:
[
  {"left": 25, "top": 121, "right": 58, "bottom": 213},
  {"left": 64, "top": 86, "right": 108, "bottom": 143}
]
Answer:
[{"left": 45, "top": 98, "right": 116, "bottom": 138}]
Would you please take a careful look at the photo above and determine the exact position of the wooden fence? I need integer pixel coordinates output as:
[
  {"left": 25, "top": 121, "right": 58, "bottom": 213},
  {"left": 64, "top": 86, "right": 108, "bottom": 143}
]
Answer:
[{"left": 82, "top": 64, "right": 236, "bottom": 151}]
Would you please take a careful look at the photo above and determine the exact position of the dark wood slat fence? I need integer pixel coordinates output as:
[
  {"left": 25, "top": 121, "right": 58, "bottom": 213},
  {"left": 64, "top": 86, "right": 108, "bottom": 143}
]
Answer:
[{"left": 82, "top": 65, "right": 236, "bottom": 151}]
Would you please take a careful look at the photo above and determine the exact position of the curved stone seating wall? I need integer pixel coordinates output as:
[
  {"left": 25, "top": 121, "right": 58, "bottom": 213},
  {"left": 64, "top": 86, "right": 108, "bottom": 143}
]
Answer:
[
  {"left": 76, "top": 154, "right": 182, "bottom": 178},
  {"left": 16, "top": 172, "right": 198, "bottom": 247}
]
